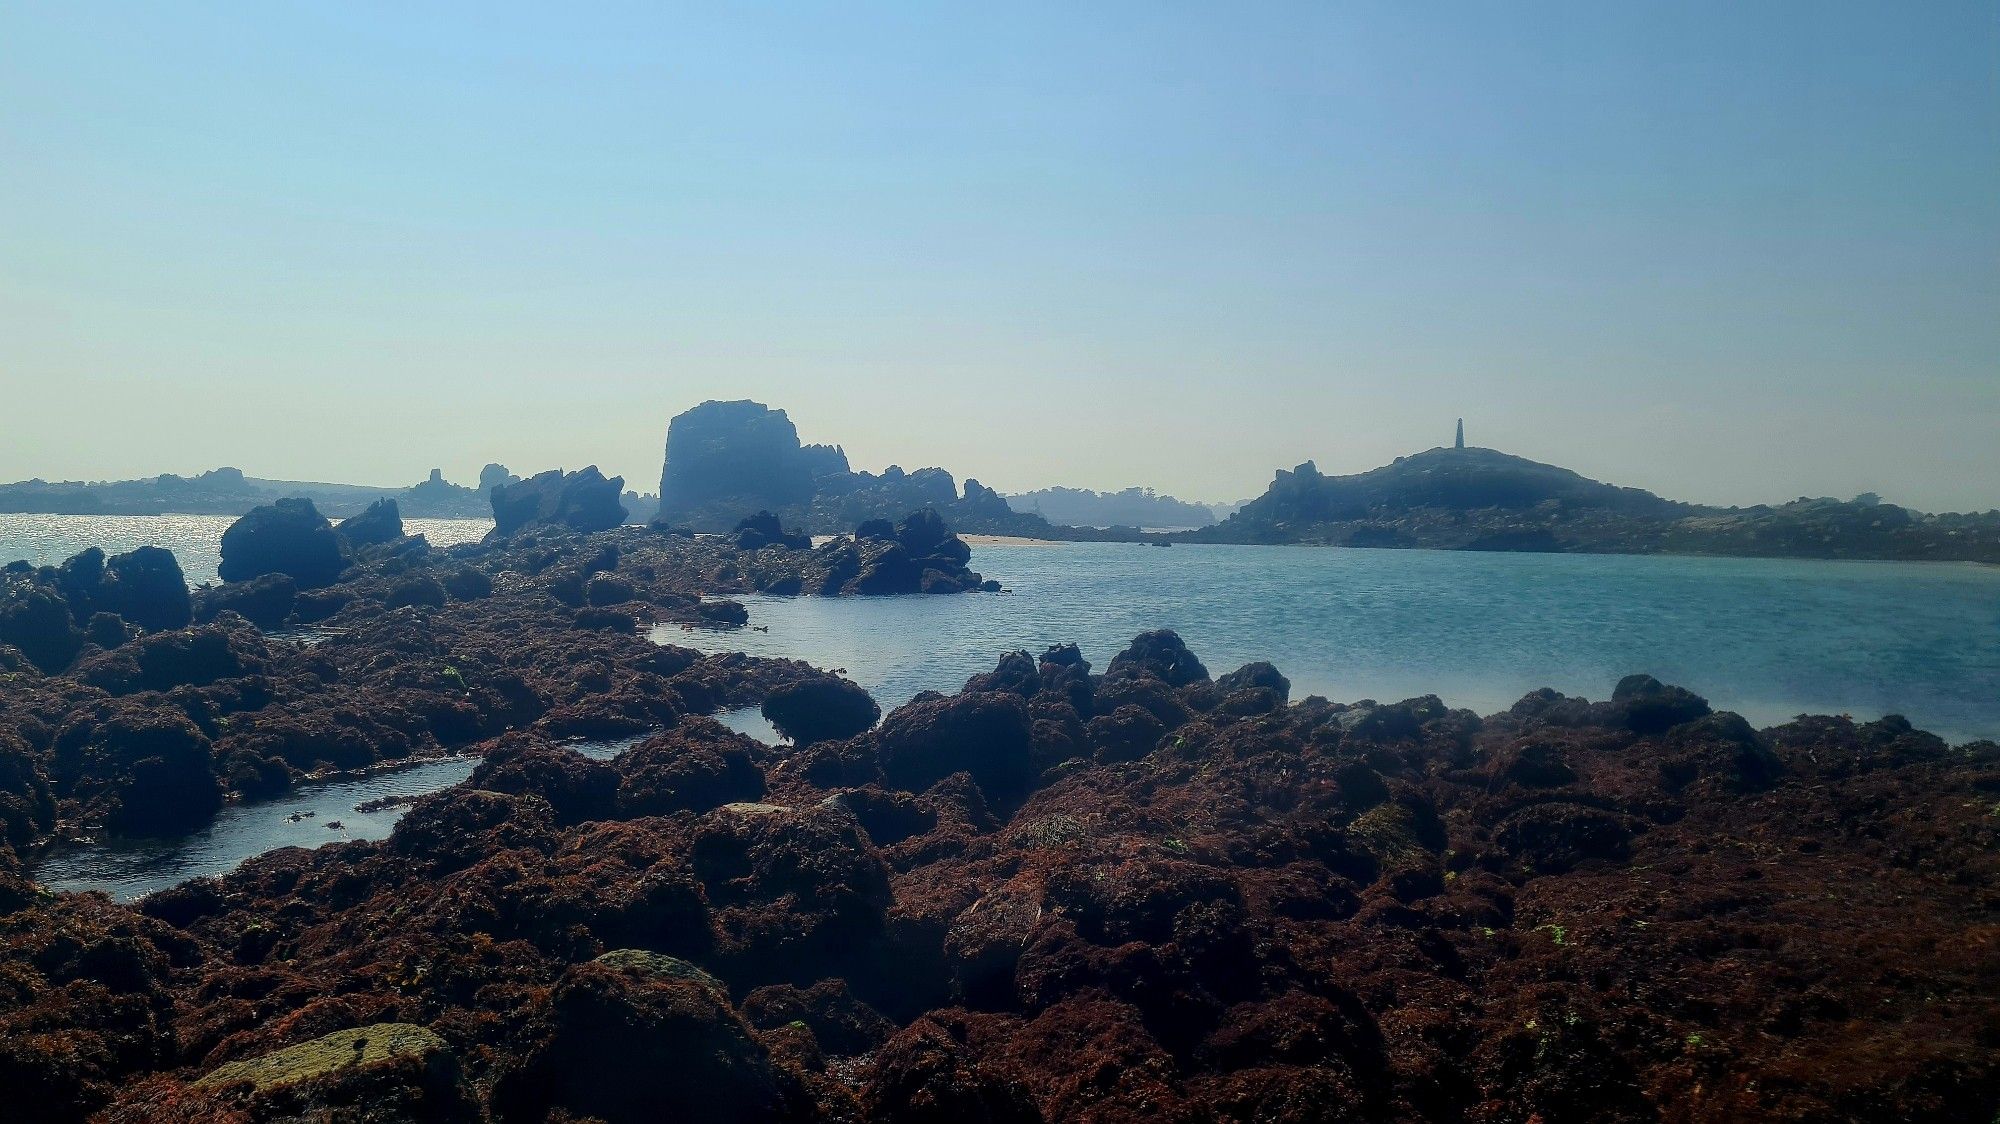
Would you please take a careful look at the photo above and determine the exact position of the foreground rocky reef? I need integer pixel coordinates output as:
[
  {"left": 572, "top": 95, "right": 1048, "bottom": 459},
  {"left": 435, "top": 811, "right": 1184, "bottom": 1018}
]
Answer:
[
  {"left": 1, "top": 597, "right": 1995, "bottom": 1121},
  {"left": 0, "top": 489, "right": 992, "bottom": 855}
]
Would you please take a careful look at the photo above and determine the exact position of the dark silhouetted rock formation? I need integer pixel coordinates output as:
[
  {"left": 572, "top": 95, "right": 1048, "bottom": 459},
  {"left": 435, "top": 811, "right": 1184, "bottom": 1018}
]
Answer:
[
  {"left": 654, "top": 400, "right": 1075, "bottom": 537},
  {"left": 335, "top": 497, "right": 404, "bottom": 547},
  {"left": 732, "top": 511, "right": 812, "bottom": 552},
  {"left": 491, "top": 467, "right": 628, "bottom": 537},
  {"left": 660, "top": 400, "right": 834, "bottom": 521},
  {"left": 217, "top": 498, "right": 347, "bottom": 588}
]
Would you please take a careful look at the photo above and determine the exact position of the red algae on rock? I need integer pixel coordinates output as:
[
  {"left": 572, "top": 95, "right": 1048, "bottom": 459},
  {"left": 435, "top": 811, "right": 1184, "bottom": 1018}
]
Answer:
[{"left": 2, "top": 518, "right": 1998, "bottom": 1122}]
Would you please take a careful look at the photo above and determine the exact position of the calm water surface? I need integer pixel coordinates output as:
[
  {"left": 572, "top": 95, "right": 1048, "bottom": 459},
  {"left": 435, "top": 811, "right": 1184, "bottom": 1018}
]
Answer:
[{"left": 666, "top": 543, "right": 2000, "bottom": 746}]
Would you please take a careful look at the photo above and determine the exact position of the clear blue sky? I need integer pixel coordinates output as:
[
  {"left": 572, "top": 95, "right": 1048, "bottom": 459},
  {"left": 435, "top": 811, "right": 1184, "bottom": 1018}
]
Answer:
[{"left": 2, "top": 2, "right": 1995, "bottom": 509}]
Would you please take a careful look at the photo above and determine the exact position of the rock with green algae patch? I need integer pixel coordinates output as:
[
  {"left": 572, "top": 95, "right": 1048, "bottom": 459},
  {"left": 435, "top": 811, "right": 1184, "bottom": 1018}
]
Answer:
[
  {"left": 593, "top": 947, "right": 726, "bottom": 992},
  {"left": 192, "top": 1023, "right": 448, "bottom": 1092}
]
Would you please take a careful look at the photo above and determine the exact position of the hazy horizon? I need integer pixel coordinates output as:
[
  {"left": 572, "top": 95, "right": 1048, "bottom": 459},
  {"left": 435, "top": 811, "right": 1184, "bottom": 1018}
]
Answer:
[{"left": 4, "top": 4, "right": 1996, "bottom": 511}]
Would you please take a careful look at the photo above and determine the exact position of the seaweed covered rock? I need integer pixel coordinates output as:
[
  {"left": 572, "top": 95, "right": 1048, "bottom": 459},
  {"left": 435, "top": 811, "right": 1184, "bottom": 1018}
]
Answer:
[
  {"left": 468, "top": 735, "right": 618, "bottom": 825},
  {"left": 73, "top": 620, "right": 270, "bottom": 695},
  {"left": 0, "top": 572, "right": 85, "bottom": 673},
  {"left": 192, "top": 573, "right": 297, "bottom": 627},
  {"left": 861, "top": 1017, "right": 1042, "bottom": 1124},
  {"left": 1106, "top": 628, "right": 1210, "bottom": 687},
  {"left": 876, "top": 691, "right": 1033, "bottom": 800},
  {"left": 614, "top": 720, "right": 766, "bottom": 816},
  {"left": 1610, "top": 673, "right": 1711, "bottom": 733},
  {"left": 55, "top": 546, "right": 192, "bottom": 632},
  {"left": 762, "top": 676, "right": 880, "bottom": 744},
  {"left": 494, "top": 959, "right": 790, "bottom": 1124},
  {"left": 52, "top": 703, "right": 221, "bottom": 835},
  {"left": 218, "top": 498, "right": 347, "bottom": 588},
  {"left": 490, "top": 466, "right": 628, "bottom": 537},
  {"left": 0, "top": 731, "right": 55, "bottom": 851}
]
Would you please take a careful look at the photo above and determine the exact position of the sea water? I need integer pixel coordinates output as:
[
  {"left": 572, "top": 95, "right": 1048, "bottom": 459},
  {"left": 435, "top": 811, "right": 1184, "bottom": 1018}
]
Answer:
[
  {"left": 666, "top": 542, "right": 2000, "bottom": 746},
  {"left": 0, "top": 512, "right": 494, "bottom": 584}
]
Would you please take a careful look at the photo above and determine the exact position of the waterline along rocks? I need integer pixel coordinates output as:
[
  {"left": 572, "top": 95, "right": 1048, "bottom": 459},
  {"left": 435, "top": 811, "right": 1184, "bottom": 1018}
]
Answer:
[{"left": 0, "top": 501, "right": 995, "bottom": 862}]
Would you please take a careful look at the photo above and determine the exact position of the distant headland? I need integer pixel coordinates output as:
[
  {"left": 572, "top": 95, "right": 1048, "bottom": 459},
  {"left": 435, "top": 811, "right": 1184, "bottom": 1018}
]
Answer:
[
  {"left": 1189, "top": 420, "right": 2000, "bottom": 562},
  {"left": 0, "top": 464, "right": 662, "bottom": 524},
  {"left": 4, "top": 406, "right": 1995, "bottom": 563}
]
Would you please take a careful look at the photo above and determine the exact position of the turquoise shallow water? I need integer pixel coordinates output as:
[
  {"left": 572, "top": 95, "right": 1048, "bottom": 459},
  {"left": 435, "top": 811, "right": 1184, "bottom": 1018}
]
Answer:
[{"left": 667, "top": 542, "right": 2000, "bottom": 746}]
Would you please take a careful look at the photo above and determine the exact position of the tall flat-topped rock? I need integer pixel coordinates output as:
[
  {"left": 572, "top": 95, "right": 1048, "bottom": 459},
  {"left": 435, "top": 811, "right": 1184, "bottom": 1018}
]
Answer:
[{"left": 658, "top": 400, "right": 844, "bottom": 522}]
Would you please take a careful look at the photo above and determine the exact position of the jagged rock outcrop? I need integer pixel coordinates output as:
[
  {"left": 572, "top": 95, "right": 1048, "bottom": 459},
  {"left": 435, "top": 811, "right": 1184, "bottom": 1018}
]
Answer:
[
  {"left": 55, "top": 546, "right": 191, "bottom": 633},
  {"left": 490, "top": 467, "right": 628, "bottom": 537},
  {"left": 217, "top": 498, "right": 347, "bottom": 588},
  {"left": 653, "top": 399, "right": 1069, "bottom": 537},
  {"left": 334, "top": 497, "right": 404, "bottom": 547}
]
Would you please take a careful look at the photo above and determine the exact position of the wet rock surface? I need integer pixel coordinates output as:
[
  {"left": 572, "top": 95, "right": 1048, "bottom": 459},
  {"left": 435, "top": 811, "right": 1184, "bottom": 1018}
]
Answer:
[{"left": 1, "top": 519, "right": 1996, "bottom": 1122}]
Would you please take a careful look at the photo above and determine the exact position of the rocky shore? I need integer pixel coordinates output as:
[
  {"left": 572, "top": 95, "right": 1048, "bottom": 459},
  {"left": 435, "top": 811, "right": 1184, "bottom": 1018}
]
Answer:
[
  {"left": 0, "top": 474, "right": 993, "bottom": 859},
  {"left": 1, "top": 505, "right": 1995, "bottom": 1122}
]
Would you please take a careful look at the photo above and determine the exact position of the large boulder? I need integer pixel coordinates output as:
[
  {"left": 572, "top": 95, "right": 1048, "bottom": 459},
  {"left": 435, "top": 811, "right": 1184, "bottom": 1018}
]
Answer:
[
  {"left": 0, "top": 573, "right": 86, "bottom": 673},
  {"left": 99, "top": 547, "right": 192, "bottom": 631},
  {"left": 733, "top": 510, "right": 812, "bottom": 552},
  {"left": 218, "top": 498, "right": 347, "bottom": 588},
  {"left": 493, "top": 960, "right": 790, "bottom": 1124},
  {"left": 1611, "top": 674, "right": 1712, "bottom": 734},
  {"left": 52, "top": 703, "right": 222, "bottom": 835},
  {"left": 614, "top": 720, "right": 766, "bottom": 816},
  {"left": 51, "top": 546, "right": 192, "bottom": 632},
  {"left": 491, "top": 466, "right": 628, "bottom": 537},
  {"left": 1106, "top": 629, "right": 1211, "bottom": 687},
  {"left": 896, "top": 508, "right": 972, "bottom": 568},
  {"left": 334, "top": 497, "right": 404, "bottom": 546},
  {"left": 761, "top": 676, "right": 880, "bottom": 744},
  {"left": 877, "top": 691, "right": 1033, "bottom": 800}
]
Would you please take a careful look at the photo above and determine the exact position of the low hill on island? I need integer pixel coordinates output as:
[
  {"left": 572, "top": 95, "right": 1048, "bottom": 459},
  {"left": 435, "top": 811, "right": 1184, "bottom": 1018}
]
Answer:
[
  {"left": 0, "top": 465, "right": 662, "bottom": 523},
  {"left": 1005, "top": 486, "right": 1218, "bottom": 529},
  {"left": 1191, "top": 444, "right": 2000, "bottom": 562}
]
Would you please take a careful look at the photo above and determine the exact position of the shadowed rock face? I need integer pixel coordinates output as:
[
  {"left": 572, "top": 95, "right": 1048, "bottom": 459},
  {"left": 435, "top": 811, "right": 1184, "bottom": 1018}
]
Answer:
[
  {"left": 660, "top": 400, "right": 834, "bottom": 520},
  {"left": 491, "top": 467, "right": 628, "bottom": 537},
  {"left": 654, "top": 399, "right": 1062, "bottom": 537},
  {"left": 218, "top": 498, "right": 346, "bottom": 588}
]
